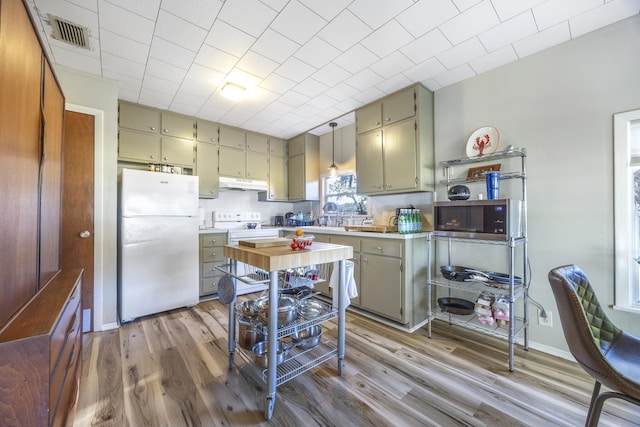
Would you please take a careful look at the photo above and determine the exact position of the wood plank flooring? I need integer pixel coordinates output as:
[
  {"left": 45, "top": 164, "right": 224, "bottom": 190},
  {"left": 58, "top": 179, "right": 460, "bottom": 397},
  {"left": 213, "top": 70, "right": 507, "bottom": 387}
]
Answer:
[{"left": 74, "top": 296, "right": 640, "bottom": 426}]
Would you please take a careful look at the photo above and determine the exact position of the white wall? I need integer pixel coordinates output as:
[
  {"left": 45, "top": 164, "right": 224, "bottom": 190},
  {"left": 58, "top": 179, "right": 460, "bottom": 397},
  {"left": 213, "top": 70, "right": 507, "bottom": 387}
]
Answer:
[
  {"left": 54, "top": 65, "right": 119, "bottom": 330},
  {"left": 434, "top": 15, "right": 640, "bottom": 354}
]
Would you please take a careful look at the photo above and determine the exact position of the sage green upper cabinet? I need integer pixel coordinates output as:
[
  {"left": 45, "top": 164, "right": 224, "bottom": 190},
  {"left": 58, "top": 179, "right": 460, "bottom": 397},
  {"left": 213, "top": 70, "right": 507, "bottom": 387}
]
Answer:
[
  {"left": 269, "top": 137, "right": 285, "bottom": 157},
  {"left": 246, "top": 151, "right": 268, "bottom": 180},
  {"left": 319, "top": 123, "right": 356, "bottom": 172},
  {"left": 196, "top": 142, "right": 219, "bottom": 198},
  {"left": 246, "top": 132, "right": 269, "bottom": 154},
  {"left": 219, "top": 147, "right": 245, "bottom": 177},
  {"left": 159, "top": 136, "right": 195, "bottom": 166},
  {"left": 119, "top": 102, "right": 160, "bottom": 133},
  {"left": 161, "top": 112, "right": 195, "bottom": 140},
  {"left": 355, "top": 84, "right": 434, "bottom": 195},
  {"left": 118, "top": 130, "right": 160, "bottom": 163},
  {"left": 266, "top": 155, "right": 287, "bottom": 201},
  {"left": 196, "top": 120, "right": 219, "bottom": 144},
  {"left": 219, "top": 125, "right": 245, "bottom": 149},
  {"left": 287, "top": 133, "right": 319, "bottom": 201}
]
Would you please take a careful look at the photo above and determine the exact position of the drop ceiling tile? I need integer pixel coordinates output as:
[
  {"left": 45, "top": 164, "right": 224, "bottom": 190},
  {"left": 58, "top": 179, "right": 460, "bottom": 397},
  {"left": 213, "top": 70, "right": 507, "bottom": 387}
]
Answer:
[
  {"left": 290, "top": 102, "right": 322, "bottom": 118},
  {"left": 513, "top": 22, "right": 571, "bottom": 58},
  {"left": 237, "top": 51, "right": 279, "bottom": 79},
  {"left": 311, "top": 63, "right": 352, "bottom": 87},
  {"left": 293, "top": 78, "right": 329, "bottom": 98},
  {"left": 154, "top": 9, "right": 207, "bottom": 52},
  {"left": 117, "top": 89, "right": 140, "bottom": 103},
  {"left": 194, "top": 45, "right": 239, "bottom": 74},
  {"left": 334, "top": 44, "right": 379, "bottom": 74},
  {"left": 50, "top": 45, "right": 102, "bottom": 74},
  {"left": 103, "top": 69, "right": 142, "bottom": 93},
  {"left": 469, "top": 45, "right": 518, "bottom": 74},
  {"left": 376, "top": 74, "right": 413, "bottom": 93},
  {"left": 275, "top": 57, "right": 317, "bottom": 82},
  {"left": 400, "top": 29, "right": 451, "bottom": 64},
  {"left": 451, "top": 0, "right": 483, "bottom": 12},
  {"left": 102, "top": 52, "right": 145, "bottom": 79},
  {"left": 100, "top": 29, "right": 149, "bottom": 64},
  {"left": 299, "top": 0, "right": 350, "bottom": 21},
  {"left": 478, "top": 11, "right": 537, "bottom": 52},
  {"left": 176, "top": 79, "right": 214, "bottom": 101},
  {"left": 421, "top": 78, "right": 442, "bottom": 92},
  {"left": 217, "top": 0, "right": 277, "bottom": 38},
  {"left": 437, "top": 37, "right": 486, "bottom": 69},
  {"left": 533, "top": 0, "right": 602, "bottom": 30},
  {"left": 146, "top": 57, "right": 188, "bottom": 83},
  {"left": 168, "top": 101, "right": 202, "bottom": 117},
  {"left": 361, "top": 20, "right": 414, "bottom": 58},
  {"left": 99, "top": 1, "right": 155, "bottom": 45},
  {"left": 370, "top": 51, "right": 414, "bottom": 78},
  {"left": 204, "top": 21, "right": 257, "bottom": 57},
  {"left": 434, "top": 63, "right": 476, "bottom": 86},
  {"left": 251, "top": 29, "right": 300, "bottom": 64},
  {"left": 490, "top": 0, "right": 546, "bottom": 21},
  {"left": 149, "top": 37, "right": 196, "bottom": 69},
  {"left": 403, "top": 58, "right": 448, "bottom": 82},
  {"left": 352, "top": 85, "right": 386, "bottom": 105},
  {"left": 271, "top": 1, "right": 327, "bottom": 45},
  {"left": 345, "top": 68, "right": 385, "bottom": 91},
  {"left": 101, "top": 0, "right": 160, "bottom": 20},
  {"left": 142, "top": 73, "right": 181, "bottom": 95},
  {"left": 225, "top": 68, "right": 263, "bottom": 90},
  {"left": 317, "top": 10, "right": 371, "bottom": 52},
  {"left": 324, "top": 82, "right": 360, "bottom": 101},
  {"left": 138, "top": 89, "right": 173, "bottom": 109},
  {"left": 260, "top": 73, "right": 297, "bottom": 94},
  {"left": 396, "top": 0, "right": 459, "bottom": 38},
  {"left": 440, "top": 1, "right": 500, "bottom": 45},
  {"left": 348, "top": 0, "right": 414, "bottom": 29},
  {"left": 184, "top": 64, "right": 225, "bottom": 90},
  {"left": 278, "top": 91, "right": 311, "bottom": 108},
  {"left": 570, "top": 0, "right": 640, "bottom": 38},
  {"left": 294, "top": 37, "right": 341, "bottom": 68},
  {"left": 160, "top": 0, "right": 223, "bottom": 30}
]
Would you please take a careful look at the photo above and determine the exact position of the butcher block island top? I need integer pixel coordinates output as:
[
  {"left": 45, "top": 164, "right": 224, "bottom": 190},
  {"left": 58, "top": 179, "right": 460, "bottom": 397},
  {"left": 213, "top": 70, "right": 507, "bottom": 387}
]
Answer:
[{"left": 224, "top": 241, "right": 353, "bottom": 271}]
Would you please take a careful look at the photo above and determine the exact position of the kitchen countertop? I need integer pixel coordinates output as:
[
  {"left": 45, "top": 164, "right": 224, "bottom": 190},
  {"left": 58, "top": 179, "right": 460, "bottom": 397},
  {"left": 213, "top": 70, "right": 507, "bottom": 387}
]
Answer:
[
  {"left": 282, "top": 226, "right": 432, "bottom": 240},
  {"left": 199, "top": 228, "right": 229, "bottom": 234}
]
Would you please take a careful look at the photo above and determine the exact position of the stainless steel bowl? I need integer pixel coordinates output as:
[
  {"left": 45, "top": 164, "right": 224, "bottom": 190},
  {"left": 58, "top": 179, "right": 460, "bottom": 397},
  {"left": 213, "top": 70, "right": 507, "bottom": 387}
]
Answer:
[
  {"left": 297, "top": 299, "right": 326, "bottom": 320},
  {"left": 291, "top": 325, "right": 322, "bottom": 350},
  {"left": 252, "top": 340, "right": 290, "bottom": 367},
  {"left": 240, "top": 300, "right": 257, "bottom": 318}
]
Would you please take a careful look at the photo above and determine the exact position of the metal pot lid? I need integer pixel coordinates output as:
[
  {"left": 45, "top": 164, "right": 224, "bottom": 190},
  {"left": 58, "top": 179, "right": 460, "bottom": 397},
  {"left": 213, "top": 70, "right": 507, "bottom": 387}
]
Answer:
[{"left": 218, "top": 275, "right": 236, "bottom": 305}]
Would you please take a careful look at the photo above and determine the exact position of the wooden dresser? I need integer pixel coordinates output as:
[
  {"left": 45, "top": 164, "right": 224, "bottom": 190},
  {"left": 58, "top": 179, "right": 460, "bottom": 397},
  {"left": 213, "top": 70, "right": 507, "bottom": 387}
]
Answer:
[{"left": 0, "top": 269, "right": 83, "bottom": 427}]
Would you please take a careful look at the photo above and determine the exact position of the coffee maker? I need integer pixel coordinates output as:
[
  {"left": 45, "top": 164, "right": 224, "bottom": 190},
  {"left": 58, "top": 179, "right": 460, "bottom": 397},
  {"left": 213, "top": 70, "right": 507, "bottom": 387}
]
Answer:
[{"left": 274, "top": 215, "right": 284, "bottom": 226}]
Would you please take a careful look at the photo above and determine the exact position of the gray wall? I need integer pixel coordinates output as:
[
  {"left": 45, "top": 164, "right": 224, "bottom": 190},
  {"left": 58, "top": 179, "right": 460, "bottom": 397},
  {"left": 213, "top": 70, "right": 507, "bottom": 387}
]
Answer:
[{"left": 434, "top": 15, "right": 640, "bottom": 355}]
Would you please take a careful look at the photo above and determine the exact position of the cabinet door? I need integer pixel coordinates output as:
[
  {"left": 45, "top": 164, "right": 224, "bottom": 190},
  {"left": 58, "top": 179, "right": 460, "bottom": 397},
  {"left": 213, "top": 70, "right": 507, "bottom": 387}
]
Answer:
[
  {"left": 219, "top": 147, "right": 245, "bottom": 177},
  {"left": 196, "top": 120, "right": 218, "bottom": 144},
  {"left": 118, "top": 129, "right": 161, "bottom": 162},
  {"left": 161, "top": 136, "right": 194, "bottom": 166},
  {"left": 361, "top": 253, "right": 403, "bottom": 322},
  {"left": 267, "top": 155, "right": 287, "bottom": 201},
  {"left": 287, "top": 153, "right": 305, "bottom": 200},
  {"left": 383, "top": 118, "right": 417, "bottom": 192},
  {"left": 269, "top": 137, "right": 285, "bottom": 157},
  {"left": 161, "top": 112, "right": 194, "bottom": 140},
  {"left": 246, "top": 151, "right": 268, "bottom": 180},
  {"left": 355, "top": 130, "right": 384, "bottom": 194},
  {"left": 288, "top": 134, "right": 305, "bottom": 156},
  {"left": 382, "top": 87, "right": 415, "bottom": 126},
  {"left": 339, "top": 124, "right": 356, "bottom": 171},
  {"left": 196, "top": 142, "right": 218, "bottom": 198},
  {"left": 119, "top": 103, "right": 160, "bottom": 133},
  {"left": 219, "top": 126, "right": 245, "bottom": 149},
  {"left": 246, "top": 132, "right": 269, "bottom": 153},
  {"left": 356, "top": 102, "right": 381, "bottom": 134}
]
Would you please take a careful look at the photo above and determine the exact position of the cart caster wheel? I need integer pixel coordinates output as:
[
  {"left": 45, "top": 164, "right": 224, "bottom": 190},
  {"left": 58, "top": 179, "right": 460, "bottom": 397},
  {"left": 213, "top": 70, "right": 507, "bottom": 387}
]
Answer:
[
  {"left": 228, "top": 352, "right": 234, "bottom": 370},
  {"left": 265, "top": 396, "right": 275, "bottom": 420}
]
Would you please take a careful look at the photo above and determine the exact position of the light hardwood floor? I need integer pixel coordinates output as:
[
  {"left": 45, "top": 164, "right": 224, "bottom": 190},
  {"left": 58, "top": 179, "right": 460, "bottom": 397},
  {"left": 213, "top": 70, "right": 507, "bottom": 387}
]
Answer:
[{"left": 74, "top": 296, "right": 640, "bottom": 426}]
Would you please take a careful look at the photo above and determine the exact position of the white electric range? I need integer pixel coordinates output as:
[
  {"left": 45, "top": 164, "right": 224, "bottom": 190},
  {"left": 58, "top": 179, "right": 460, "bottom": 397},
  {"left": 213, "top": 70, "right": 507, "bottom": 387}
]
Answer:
[{"left": 213, "top": 211, "right": 278, "bottom": 296}]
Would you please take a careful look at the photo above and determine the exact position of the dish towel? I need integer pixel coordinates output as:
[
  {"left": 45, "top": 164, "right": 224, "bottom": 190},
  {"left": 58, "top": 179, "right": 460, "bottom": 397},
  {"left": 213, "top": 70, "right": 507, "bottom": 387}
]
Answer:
[{"left": 329, "top": 260, "right": 357, "bottom": 308}]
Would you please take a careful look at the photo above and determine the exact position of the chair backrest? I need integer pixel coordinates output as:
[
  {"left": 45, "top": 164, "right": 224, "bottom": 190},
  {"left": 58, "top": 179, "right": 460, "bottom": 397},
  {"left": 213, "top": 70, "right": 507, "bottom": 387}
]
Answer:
[{"left": 548, "top": 265, "right": 622, "bottom": 383}]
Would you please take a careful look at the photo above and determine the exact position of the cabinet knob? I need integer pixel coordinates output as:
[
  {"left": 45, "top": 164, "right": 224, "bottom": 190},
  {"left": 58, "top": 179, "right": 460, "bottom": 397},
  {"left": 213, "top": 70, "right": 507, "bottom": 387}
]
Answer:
[
  {"left": 210, "top": 189, "right": 216, "bottom": 194},
  {"left": 211, "top": 240, "right": 216, "bottom": 245},
  {"left": 385, "top": 117, "right": 391, "bottom": 122},
  {"left": 363, "top": 258, "right": 368, "bottom": 263},
  {"left": 163, "top": 128, "right": 169, "bottom": 133},
  {"left": 150, "top": 155, "right": 156, "bottom": 159},
  {"left": 375, "top": 121, "right": 380, "bottom": 126},
  {"left": 386, "top": 184, "right": 392, "bottom": 188},
  {"left": 211, "top": 138, "right": 216, "bottom": 142},
  {"left": 247, "top": 145, "right": 252, "bottom": 150},
  {"left": 150, "top": 126, "right": 156, "bottom": 131},
  {"left": 164, "top": 156, "right": 168, "bottom": 160},
  {"left": 376, "top": 246, "right": 382, "bottom": 251},
  {"left": 238, "top": 171, "right": 243, "bottom": 175}
]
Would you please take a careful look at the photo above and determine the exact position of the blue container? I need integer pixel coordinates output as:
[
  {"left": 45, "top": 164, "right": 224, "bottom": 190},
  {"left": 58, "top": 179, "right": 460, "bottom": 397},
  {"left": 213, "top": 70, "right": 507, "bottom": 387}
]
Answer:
[{"left": 486, "top": 172, "right": 500, "bottom": 200}]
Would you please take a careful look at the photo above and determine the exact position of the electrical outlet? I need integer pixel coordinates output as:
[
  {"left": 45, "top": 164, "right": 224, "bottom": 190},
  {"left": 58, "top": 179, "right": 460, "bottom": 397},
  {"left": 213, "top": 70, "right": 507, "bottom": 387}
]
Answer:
[{"left": 538, "top": 309, "right": 553, "bottom": 327}]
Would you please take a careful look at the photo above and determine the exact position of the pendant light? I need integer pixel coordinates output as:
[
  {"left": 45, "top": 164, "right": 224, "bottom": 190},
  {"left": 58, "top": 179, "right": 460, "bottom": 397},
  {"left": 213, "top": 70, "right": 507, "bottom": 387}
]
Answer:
[{"left": 328, "top": 122, "right": 338, "bottom": 176}]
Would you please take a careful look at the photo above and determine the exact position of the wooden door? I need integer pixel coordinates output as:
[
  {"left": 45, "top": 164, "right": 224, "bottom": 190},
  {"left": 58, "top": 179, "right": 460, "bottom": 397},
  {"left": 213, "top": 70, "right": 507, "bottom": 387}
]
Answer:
[{"left": 62, "top": 111, "right": 95, "bottom": 331}]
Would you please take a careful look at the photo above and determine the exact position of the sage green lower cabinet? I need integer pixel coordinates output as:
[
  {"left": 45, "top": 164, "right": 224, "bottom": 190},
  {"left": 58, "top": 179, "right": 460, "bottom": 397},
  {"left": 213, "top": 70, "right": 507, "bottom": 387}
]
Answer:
[
  {"left": 361, "top": 239, "right": 403, "bottom": 322},
  {"left": 200, "top": 232, "right": 227, "bottom": 297}
]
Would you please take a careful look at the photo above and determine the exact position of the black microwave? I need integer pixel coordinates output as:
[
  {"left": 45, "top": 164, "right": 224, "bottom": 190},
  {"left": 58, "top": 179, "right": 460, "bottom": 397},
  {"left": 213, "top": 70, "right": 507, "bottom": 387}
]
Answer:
[{"left": 433, "top": 199, "right": 522, "bottom": 241}]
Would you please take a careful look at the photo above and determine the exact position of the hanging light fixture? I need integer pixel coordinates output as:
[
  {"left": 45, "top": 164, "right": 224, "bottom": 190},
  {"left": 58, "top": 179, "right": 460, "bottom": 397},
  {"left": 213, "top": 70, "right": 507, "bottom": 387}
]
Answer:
[{"left": 328, "top": 122, "right": 338, "bottom": 176}]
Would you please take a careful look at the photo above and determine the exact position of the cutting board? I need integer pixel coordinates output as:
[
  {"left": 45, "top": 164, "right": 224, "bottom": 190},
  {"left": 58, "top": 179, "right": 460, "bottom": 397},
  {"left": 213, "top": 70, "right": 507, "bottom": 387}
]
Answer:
[
  {"left": 344, "top": 225, "right": 398, "bottom": 233},
  {"left": 239, "top": 238, "right": 290, "bottom": 248}
]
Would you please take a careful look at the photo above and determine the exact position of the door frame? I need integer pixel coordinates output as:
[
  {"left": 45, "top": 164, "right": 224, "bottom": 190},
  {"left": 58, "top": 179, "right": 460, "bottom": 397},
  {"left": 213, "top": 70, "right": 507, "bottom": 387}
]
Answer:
[{"left": 65, "top": 103, "right": 104, "bottom": 332}]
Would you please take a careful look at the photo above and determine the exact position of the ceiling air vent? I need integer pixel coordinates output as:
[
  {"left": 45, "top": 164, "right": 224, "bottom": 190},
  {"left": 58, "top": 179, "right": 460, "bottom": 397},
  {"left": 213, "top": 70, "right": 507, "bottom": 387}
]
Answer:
[{"left": 48, "top": 15, "right": 90, "bottom": 49}]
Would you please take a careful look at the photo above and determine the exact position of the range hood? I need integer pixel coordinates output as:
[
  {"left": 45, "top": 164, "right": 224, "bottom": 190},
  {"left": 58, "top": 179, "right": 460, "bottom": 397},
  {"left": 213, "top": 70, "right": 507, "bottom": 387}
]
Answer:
[{"left": 219, "top": 176, "right": 268, "bottom": 191}]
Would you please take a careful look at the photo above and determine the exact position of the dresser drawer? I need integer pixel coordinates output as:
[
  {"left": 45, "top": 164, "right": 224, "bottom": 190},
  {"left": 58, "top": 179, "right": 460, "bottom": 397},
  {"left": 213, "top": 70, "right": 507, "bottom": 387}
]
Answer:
[
  {"left": 201, "top": 262, "right": 225, "bottom": 279},
  {"left": 49, "top": 316, "right": 81, "bottom": 427},
  {"left": 50, "top": 282, "right": 81, "bottom": 373},
  {"left": 200, "top": 234, "right": 226, "bottom": 249},
  {"left": 201, "top": 277, "right": 221, "bottom": 295},
  {"left": 200, "top": 247, "right": 225, "bottom": 263},
  {"left": 361, "top": 239, "right": 402, "bottom": 257}
]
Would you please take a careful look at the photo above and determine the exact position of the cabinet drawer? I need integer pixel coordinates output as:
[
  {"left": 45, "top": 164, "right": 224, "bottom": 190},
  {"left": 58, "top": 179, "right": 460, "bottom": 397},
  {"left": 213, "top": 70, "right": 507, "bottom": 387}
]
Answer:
[
  {"left": 50, "top": 283, "right": 81, "bottom": 373},
  {"left": 49, "top": 318, "right": 81, "bottom": 426},
  {"left": 361, "top": 239, "right": 402, "bottom": 257},
  {"left": 201, "top": 277, "right": 221, "bottom": 295},
  {"left": 200, "top": 235, "right": 226, "bottom": 248},
  {"left": 201, "top": 247, "right": 225, "bottom": 263},
  {"left": 330, "top": 235, "right": 361, "bottom": 252},
  {"left": 201, "top": 262, "right": 225, "bottom": 278}
]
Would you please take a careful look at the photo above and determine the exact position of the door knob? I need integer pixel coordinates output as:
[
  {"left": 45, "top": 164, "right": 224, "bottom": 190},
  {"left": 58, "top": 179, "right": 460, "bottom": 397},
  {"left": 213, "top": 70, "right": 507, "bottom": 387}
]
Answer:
[{"left": 79, "top": 230, "right": 91, "bottom": 238}]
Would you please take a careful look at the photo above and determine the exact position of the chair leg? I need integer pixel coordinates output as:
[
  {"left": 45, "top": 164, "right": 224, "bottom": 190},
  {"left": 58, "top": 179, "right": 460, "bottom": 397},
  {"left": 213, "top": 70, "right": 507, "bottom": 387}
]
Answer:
[
  {"left": 586, "top": 387, "right": 640, "bottom": 427},
  {"left": 585, "top": 381, "right": 602, "bottom": 427}
]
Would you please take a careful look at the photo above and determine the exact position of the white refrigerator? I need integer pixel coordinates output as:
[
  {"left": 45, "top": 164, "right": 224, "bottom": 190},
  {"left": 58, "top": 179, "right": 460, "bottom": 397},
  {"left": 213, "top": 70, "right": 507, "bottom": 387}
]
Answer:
[{"left": 119, "top": 169, "right": 199, "bottom": 322}]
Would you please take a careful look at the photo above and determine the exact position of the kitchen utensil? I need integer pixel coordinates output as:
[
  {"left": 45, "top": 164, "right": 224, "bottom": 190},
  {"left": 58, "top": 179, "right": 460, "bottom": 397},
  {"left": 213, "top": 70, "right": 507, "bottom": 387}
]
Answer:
[
  {"left": 284, "top": 212, "right": 295, "bottom": 219},
  {"left": 437, "top": 297, "right": 475, "bottom": 315},
  {"left": 247, "top": 222, "right": 258, "bottom": 229},
  {"left": 440, "top": 265, "right": 476, "bottom": 281},
  {"left": 291, "top": 325, "right": 323, "bottom": 350},
  {"left": 254, "top": 294, "right": 299, "bottom": 326},
  {"left": 238, "top": 316, "right": 264, "bottom": 350},
  {"left": 447, "top": 185, "right": 470, "bottom": 201},
  {"left": 323, "top": 202, "right": 337, "bottom": 213},
  {"left": 252, "top": 340, "right": 292, "bottom": 367},
  {"left": 218, "top": 275, "right": 236, "bottom": 304},
  {"left": 239, "top": 238, "right": 290, "bottom": 248}
]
